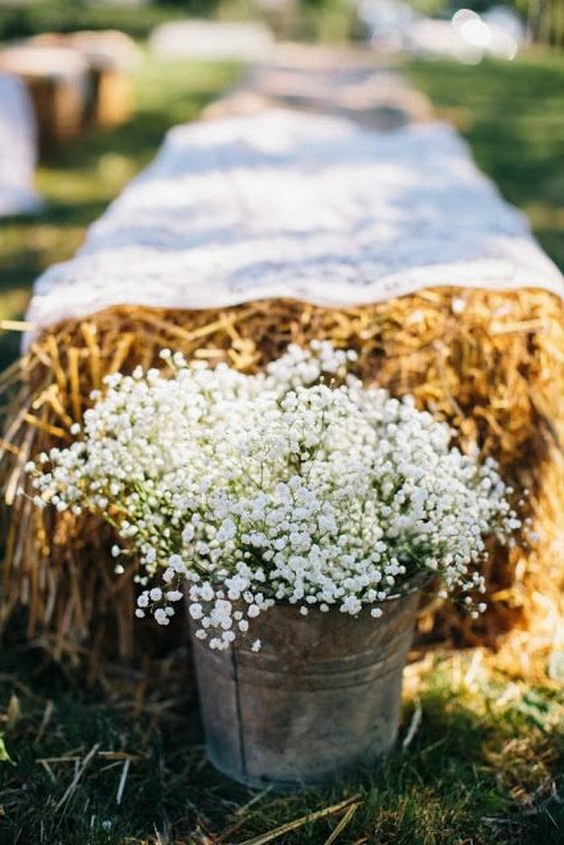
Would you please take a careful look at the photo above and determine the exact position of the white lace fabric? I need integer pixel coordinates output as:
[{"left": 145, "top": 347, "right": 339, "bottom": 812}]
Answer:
[{"left": 26, "top": 109, "right": 563, "bottom": 336}]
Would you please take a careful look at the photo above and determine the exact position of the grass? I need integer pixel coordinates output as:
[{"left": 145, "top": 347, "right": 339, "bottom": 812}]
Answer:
[
  {"left": 0, "top": 648, "right": 561, "bottom": 844},
  {"left": 1, "top": 46, "right": 564, "bottom": 845},
  {"left": 407, "top": 51, "right": 564, "bottom": 272}
]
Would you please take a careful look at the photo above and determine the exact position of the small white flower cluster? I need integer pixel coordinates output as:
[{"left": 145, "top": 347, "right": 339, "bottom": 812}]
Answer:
[{"left": 27, "top": 341, "right": 521, "bottom": 650}]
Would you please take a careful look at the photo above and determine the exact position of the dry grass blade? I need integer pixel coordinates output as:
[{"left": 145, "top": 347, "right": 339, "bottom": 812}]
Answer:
[
  {"left": 39, "top": 758, "right": 56, "bottom": 783},
  {"left": 98, "top": 751, "right": 145, "bottom": 761},
  {"left": 22, "top": 413, "right": 68, "bottom": 439},
  {"left": 116, "top": 758, "right": 131, "bottom": 805},
  {"left": 402, "top": 696, "right": 423, "bottom": 752},
  {"left": 34, "top": 699, "right": 54, "bottom": 746},
  {"left": 0, "top": 437, "right": 19, "bottom": 457},
  {"left": 0, "top": 320, "right": 35, "bottom": 332},
  {"left": 321, "top": 801, "right": 361, "bottom": 845},
  {"left": 54, "top": 742, "right": 100, "bottom": 813},
  {"left": 235, "top": 795, "right": 362, "bottom": 845},
  {"left": 234, "top": 787, "right": 273, "bottom": 817},
  {"left": 0, "top": 357, "right": 26, "bottom": 391}
]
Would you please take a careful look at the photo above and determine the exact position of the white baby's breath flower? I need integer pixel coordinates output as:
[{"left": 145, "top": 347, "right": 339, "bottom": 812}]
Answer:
[
  {"left": 189, "top": 603, "right": 203, "bottom": 620},
  {"left": 154, "top": 608, "right": 170, "bottom": 626},
  {"left": 27, "top": 342, "right": 520, "bottom": 649}
]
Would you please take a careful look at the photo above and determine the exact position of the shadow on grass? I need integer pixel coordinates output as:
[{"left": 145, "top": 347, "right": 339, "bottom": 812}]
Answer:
[{"left": 0, "top": 646, "right": 561, "bottom": 845}]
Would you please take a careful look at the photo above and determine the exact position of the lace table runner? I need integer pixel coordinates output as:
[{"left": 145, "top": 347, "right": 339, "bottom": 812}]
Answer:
[{"left": 26, "top": 109, "right": 563, "bottom": 335}]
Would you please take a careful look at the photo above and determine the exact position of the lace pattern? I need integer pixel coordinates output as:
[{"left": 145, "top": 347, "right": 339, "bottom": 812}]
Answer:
[{"left": 26, "top": 110, "right": 562, "bottom": 335}]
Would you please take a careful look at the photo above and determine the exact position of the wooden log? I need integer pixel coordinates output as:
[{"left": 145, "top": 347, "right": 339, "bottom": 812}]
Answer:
[
  {"left": 26, "top": 31, "right": 139, "bottom": 130},
  {"left": 85, "top": 66, "right": 133, "bottom": 128}
]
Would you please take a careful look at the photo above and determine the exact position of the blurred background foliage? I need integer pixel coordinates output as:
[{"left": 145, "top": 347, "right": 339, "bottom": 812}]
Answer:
[{"left": 1, "top": 1, "right": 560, "bottom": 46}]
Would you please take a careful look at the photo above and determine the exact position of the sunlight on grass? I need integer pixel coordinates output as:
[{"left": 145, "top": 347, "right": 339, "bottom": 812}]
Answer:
[{"left": 407, "top": 51, "right": 564, "bottom": 271}]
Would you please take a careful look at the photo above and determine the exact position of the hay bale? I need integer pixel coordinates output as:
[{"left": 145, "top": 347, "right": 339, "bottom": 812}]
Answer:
[
  {"left": 0, "top": 46, "right": 88, "bottom": 150},
  {"left": 22, "top": 112, "right": 562, "bottom": 330},
  {"left": 85, "top": 66, "right": 133, "bottom": 128},
  {"left": 28, "top": 31, "right": 140, "bottom": 129},
  {"left": 1, "top": 292, "right": 562, "bottom": 676},
  {"left": 1, "top": 107, "right": 562, "bottom": 680}
]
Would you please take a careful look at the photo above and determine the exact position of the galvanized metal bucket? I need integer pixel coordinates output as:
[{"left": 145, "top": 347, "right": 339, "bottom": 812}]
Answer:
[{"left": 190, "top": 591, "right": 421, "bottom": 789}]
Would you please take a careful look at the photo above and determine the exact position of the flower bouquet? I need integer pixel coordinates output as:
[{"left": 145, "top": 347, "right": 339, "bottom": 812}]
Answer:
[{"left": 27, "top": 342, "right": 520, "bottom": 787}]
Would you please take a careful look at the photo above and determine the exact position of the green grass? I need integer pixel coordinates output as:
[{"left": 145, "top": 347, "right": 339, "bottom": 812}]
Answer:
[
  {"left": 0, "top": 0, "right": 359, "bottom": 47},
  {"left": 407, "top": 51, "right": 564, "bottom": 271},
  {"left": 0, "top": 649, "right": 561, "bottom": 844}
]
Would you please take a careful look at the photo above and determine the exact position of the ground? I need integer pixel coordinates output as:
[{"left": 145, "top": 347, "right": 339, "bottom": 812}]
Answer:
[
  {"left": 0, "top": 648, "right": 562, "bottom": 844},
  {"left": 0, "top": 49, "right": 563, "bottom": 845}
]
